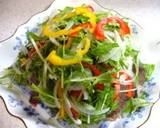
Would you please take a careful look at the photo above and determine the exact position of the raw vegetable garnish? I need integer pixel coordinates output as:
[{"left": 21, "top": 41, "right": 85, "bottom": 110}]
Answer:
[{"left": 0, "top": 5, "right": 155, "bottom": 126}]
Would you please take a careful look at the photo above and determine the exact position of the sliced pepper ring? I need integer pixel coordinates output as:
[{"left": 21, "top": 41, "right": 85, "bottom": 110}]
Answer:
[
  {"left": 42, "top": 6, "right": 96, "bottom": 38},
  {"left": 112, "top": 70, "right": 135, "bottom": 99},
  {"left": 46, "top": 37, "right": 90, "bottom": 66},
  {"left": 94, "top": 16, "right": 131, "bottom": 40},
  {"left": 75, "top": 7, "right": 96, "bottom": 32}
]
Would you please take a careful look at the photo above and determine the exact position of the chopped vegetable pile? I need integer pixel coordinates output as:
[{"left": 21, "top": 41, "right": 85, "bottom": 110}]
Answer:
[{"left": 0, "top": 5, "right": 155, "bottom": 126}]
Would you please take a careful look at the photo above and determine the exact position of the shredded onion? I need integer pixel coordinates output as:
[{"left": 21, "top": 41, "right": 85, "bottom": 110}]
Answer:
[
  {"left": 64, "top": 96, "right": 82, "bottom": 125},
  {"left": 20, "top": 44, "right": 28, "bottom": 54},
  {"left": 75, "top": 103, "right": 109, "bottom": 116},
  {"left": 119, "top": 88, "right": 137, "bottom": 93},
  {"left": 49, "top": 38, "right": 60, "bottom": 46},
  {"left": 40, "top": 95, "right": 56, "bottom": 108},
  {"left": 64, "top": 87, "right": 82, "bottom": 125},
  {"left": 99, "top": 47, "right": 122, "bottom": 62},
  {"left": 65, "top": 21, "right": 74, "bottom": 30},
  {"left": 67, "top": 85, "right": 88, "bottom": 100},
  {"left": 12, "top": 64, "right": 22, "bottom": 74},
  {"left": 29, "top": 36, "right": 53, "bottom": 74},
  {"left": 104, "top": 31, "right": 115, "bottom": 43},
  {"left": 65, "top": 85, "right": 109, "bottom": 116},
  {"left": 119, "top": 78, "right": 134, "bottom": 86}
]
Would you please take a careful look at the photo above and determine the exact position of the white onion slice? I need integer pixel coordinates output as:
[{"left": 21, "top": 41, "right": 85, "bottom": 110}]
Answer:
[
  {"left": 64, "top": 96, "right": 82, "bottom": 125},
  {"left": 65, "top": 85, "right": 109, "bottom": 116},
  {"left": 119, "top": 88, "right": 137, "bottom": 93},
  {"left": 75, "top": 103, "right": 109, "bottom": 116},
  {"left": 64, "top": 87, "right": 82, "bottom": 125},
  {"left": 65, "top": 21, "right": 74, "bottom": 30},
  {"left": 49, "top": 38, "right": 60, "bottom": 46},
  {"left": 29, "top": 36, "right": 53, "bottom": 74}
]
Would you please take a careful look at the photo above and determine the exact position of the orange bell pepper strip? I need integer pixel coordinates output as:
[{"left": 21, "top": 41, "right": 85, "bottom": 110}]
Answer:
[{"left": 112, "top": 70, "right": 135, "bottom": 99}]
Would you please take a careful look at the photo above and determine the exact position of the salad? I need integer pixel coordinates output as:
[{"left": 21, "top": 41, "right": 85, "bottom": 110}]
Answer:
[{"left": 0, "top": 5, "right": 155, "bottom": 127}]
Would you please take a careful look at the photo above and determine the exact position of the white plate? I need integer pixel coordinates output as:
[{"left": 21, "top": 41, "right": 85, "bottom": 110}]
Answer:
[{"left": 0, "top": 0, "right": 160, "bottom": 128}]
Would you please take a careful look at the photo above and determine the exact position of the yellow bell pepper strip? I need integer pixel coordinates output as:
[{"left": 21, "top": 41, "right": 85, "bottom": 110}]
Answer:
[
  {"left": 42, "top": 25, "right": 70, "bottom": 38},
  {"left": 20, "top": 58, "right": 28, "bottom": 67},
  {"left": 42, "top": 6, "right": 96, "bottom": 38},
  {"left": 47, "top": 50, "right": 81, "bottom": 66},
  {"left": 75, "top": 7, "right": 96, "bottom": 32},
  {"left": 42, "top": 23, "right": 86, "bottom": 38},
  {"left": 52, "top": 12, "right": 75, "bottom": 23},
  {"left": 46, "top": 37, "right": 90, "bottom": 66},
  {"left": 77, "top": 37, "right": 90, "bottom": 56},
  {"left": 59, "top": 101, "right": 65, "bottom": 119}
]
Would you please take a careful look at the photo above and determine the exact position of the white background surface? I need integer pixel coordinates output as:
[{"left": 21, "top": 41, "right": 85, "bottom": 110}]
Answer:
[{"left": 0, "top": 0, "right": 160, "bottom": 128}]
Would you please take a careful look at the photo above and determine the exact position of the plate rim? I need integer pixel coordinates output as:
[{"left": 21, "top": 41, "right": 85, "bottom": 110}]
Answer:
[
  {"left": 0, "top": 0, "right": 159, "bottom": 128},
  {"left": 0, "top": 96, "right": 27, "bottom": 128}
]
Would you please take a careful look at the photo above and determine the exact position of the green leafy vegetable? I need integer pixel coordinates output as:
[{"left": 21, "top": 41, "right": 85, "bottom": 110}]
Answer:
[
  {"left": 31, "top": 84, "right": 55, "bottom": 101},
  {"left": 27, "top": 32, "right": 48, "bottom": 41},
  {"left": 142, "top": 64, "right": 155, "bottom": 80},
  {"left": 123, "top": 98, "right": 150, "bottom": 114},
  {"left": 90, "top": 41, "right": 118, "bottom": 56}
]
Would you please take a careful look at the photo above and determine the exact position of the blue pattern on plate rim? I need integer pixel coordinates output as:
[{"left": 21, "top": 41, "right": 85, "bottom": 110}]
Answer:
[
  {"left": 23, "top": 105, "right": 40, "bottom": 117},
  {"left": 8, "top": 95, "right": 24, "bottom": 108},
  {"left": 13, "top": 37, "right": 23, "bottom": 51},
  {"left": 7, "top": 93, "right": 51, "bottom": 127}
]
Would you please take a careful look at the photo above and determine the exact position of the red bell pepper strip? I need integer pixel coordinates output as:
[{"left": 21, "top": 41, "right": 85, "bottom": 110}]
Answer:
[
  {"left": 81, "top": 61, "right": 101, "bottom": 76},
  {"left": 70, "top": 5, "right": 94, "bottom": 37},
  {"left": 69, "top": 90, "right": 82, "bottom": 98},
  {"left": 120, "top": 70, "right": 134, "bottom": 98},
  {"left": 82, "top": 61, "right": 104, "bottom": 90},
  {"left": 29, "top": 91, "right": 40, "bottom": 107},
  {"left": 100, "top": 63, "right": 113, "bottom": 70},
  {"left": 96, "top": 83, "right": 105, "bottom": 90},
  {"left": 112, "top": 70, "right": 135, "bottom": 98},
  {"left": 94, "top": 16, "right": 130, "bottom": 40},
  {"left": 70, "top": 107, "right": 80, "bottom": 119},
  {"left": 113, "top": 83, "right": 120, "bottom": 100},
  {"left": 126, "top": 83, "right": 135, "bottom": 98}
]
